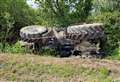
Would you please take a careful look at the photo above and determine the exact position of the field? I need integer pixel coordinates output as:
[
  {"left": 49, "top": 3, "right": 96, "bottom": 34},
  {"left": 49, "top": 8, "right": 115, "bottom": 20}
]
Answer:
[{"left": 0, "top": 53, "right": 120, "bottom": 82}]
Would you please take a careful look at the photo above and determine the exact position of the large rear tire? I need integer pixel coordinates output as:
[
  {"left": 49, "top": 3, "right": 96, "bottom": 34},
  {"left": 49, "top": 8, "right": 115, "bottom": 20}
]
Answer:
[
  {"left": 20, "top": 25, "right": 48, "bottom": 42},
  {"left": 67, "top": 23, "right": 105, "bottom": 41}
]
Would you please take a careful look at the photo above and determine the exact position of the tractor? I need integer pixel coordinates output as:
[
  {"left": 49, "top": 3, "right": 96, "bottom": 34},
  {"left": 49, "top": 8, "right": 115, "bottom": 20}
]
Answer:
[{"left": 20, "top": 23, "right": 106, "bottom": 58}]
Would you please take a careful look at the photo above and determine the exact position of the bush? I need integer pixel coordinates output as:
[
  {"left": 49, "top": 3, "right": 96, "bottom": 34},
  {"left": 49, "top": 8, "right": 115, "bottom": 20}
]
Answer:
[
  {"left": 0, "top": 41, "right": 26, "bottom": 54},
  {"left": 0, "top": 41, "right": 58, "bottom": 56},
  {"left": 88, "top": 11, "right": 120, "bottom": 56},
  {"left": 0, "top": 12, "right": 14, "bottom": 43},
  {"left": 107, "top": 46, "right": 120, "bottom": 60},
  {"left": 98, "top": 67, "right": 109, "bottom": 77}
]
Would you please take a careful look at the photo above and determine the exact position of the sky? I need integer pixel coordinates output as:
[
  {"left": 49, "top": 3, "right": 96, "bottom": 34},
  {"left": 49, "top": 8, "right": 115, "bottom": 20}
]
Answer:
[{"left": 26, "top": 0, "right": 38, "bottom": 9}]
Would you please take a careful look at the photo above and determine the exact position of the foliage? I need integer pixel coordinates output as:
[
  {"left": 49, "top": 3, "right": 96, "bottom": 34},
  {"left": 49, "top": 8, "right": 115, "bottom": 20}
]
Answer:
[
  {"left": 89, "top": 0, "right": 120, "bottom": 57},
  {"left": 88, "top": 11, "right": 120, "bottom": 55},
  {"left": 0, "top": 0, "right": 42, "bottom": 51},
  {"left": 0, "top": 41, "right": 26, "bottom": 53},
  {"left": 0, "top": 12, "right": 15, "bottom": 51},
  {"left": 92, "top": 0, "right": 120, "bottom": 15},
  {"left": 36, "top": 0, "right": 93, "bottom": 27},
  {"left": 107, "top": 46, "right": 120, "bottom": 60},
  {"left": 0, "top": 0, "right": 41, "bottom": 43},
  {"left": 98, "top": 67, "right": 110, "bottom": 77}
]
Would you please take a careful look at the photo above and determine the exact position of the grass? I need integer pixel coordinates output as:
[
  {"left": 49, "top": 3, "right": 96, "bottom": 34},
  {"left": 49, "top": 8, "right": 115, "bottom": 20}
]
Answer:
[
  {"left": 0, "top": 53, "right": 120, "bottom": 82},
  {"left": 107, "top": 47, "right": 120, "bottom": 60}
]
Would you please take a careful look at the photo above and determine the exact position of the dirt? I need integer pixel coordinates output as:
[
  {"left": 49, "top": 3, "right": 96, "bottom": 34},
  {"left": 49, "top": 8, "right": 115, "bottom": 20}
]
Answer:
[{"left": 0, "top": 53, "right": 120, "bottom": 81}]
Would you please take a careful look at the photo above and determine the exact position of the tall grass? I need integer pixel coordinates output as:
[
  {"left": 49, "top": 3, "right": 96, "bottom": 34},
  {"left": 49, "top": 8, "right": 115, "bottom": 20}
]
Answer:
[{"left": 0, "top": 41, "right": 26, "bottom": 54}]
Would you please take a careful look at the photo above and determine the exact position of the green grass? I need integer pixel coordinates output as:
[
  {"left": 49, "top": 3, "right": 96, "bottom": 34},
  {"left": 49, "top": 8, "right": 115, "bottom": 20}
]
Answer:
[
  {"left": 0, "top": 54, "right": 119, "bottom": 82},
  {"left": 107, "top": 47, "right": 120, "bottom": 60},
  {"left": 0, "top": 42, "right": 26, "bottom": 53},
  {"left": 0, "top": 63, "right": 112, "bottom": 82}
]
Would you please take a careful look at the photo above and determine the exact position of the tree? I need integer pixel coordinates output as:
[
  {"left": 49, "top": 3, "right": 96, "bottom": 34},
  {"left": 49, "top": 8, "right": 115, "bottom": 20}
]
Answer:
[
  {"left": 92, "top": 0, "right": 120, "bottom": 15},
  {"left": 0, "top": 0, "right": 40, "bottom": 44},
  {"left": 89, "top": 0, "right": 120, "bottom": 55},
  {"left": 0, "top": 12, "right": 14, "bottom": 51},
  {"left": 36, "top": 0, "right": 93, "bottom": 27}
]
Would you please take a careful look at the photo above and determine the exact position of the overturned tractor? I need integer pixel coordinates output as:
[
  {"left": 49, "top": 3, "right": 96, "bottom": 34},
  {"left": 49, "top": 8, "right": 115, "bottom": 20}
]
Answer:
[{"left": 20, "top": 23, "right": 106, "bottom": 58}]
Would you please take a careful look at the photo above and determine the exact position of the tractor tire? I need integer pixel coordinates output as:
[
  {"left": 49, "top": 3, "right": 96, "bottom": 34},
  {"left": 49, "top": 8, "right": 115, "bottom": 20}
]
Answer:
[
  {"left": 67, "top": 23, "right": 105, "bottom": 41},
  {"left": 20, "top": 25, "right": 48, "bottom": 42}
]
